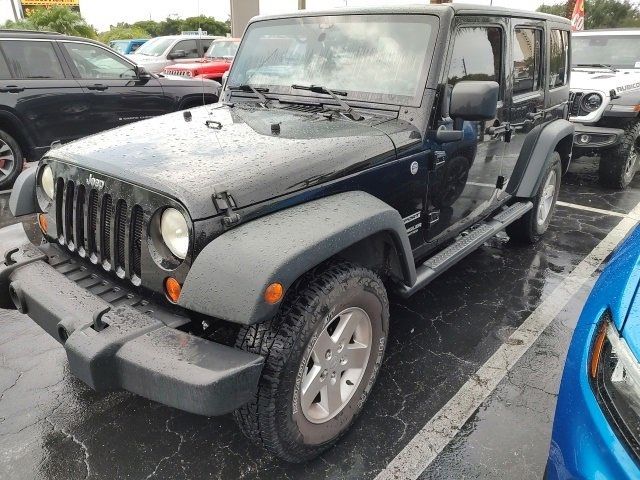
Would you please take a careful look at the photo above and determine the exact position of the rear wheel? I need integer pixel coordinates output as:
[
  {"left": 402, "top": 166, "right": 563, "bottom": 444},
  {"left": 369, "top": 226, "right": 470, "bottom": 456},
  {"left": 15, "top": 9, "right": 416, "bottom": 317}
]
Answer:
[
  {"left": 507, "top": 151, "right": 561, "bottom": 244},
  {"left": 599, "top": 120, "right": 640, "bottom": 189},
  {"left": 233, "top": 261, "right": 389, "bottom": 462},
  {"left": 0, "top": 129, "right": 24, "bottom": 190}
]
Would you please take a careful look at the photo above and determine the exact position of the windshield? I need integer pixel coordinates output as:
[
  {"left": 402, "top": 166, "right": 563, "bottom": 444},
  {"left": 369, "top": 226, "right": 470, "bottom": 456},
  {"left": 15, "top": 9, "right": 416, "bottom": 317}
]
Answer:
[
  {"left": 573, "top": 35, "right": 640, "bottom": 69},
  {"left": 135, "top": 37, "right": 174, "bottom": 57},
  {"left": 206, "top": 40, "right": 239, "bottom": 59},
  {"left": 228, "top": 14, "right": 438, "bottom": 105},
  {"left": 109, "top": 41, "right": 128, "bottom": 54}
]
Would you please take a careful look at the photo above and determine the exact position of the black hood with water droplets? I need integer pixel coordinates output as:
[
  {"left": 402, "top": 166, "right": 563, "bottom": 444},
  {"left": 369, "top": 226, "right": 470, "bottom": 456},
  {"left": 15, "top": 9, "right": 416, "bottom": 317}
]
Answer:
[{"left": 48, "top": 104, "right": 398, "bottom": 220}]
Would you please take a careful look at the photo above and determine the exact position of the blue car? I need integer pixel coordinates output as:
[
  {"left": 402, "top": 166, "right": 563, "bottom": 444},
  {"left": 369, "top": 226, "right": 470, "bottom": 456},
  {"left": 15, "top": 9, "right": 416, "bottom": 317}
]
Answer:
[
  {"left": 109, "top": 39, "right": 148, "bottom": 55},
  {"left": 547, "top": 225, "right": 640, "bottom": 479}
]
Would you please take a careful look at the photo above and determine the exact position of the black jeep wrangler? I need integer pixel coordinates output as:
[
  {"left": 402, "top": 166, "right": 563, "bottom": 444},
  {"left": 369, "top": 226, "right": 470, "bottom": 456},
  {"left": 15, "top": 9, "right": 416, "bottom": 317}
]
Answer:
[{"left": 0, "top": 5, "right": 572, "bottom": 462}]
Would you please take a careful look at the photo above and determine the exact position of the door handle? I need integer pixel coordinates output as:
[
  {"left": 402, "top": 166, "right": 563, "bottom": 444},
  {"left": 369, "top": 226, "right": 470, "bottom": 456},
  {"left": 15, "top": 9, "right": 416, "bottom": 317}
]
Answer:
[
  {"left": 0, "top": 85, "right": 24, "bottom": 93},
  {"left": 87, "top": 84, "right": 108, "bottom": 91}
]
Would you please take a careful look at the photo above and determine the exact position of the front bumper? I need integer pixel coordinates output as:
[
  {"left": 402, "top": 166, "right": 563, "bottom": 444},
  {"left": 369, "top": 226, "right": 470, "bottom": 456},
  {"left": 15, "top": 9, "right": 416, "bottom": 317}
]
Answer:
[
  {"left": 573, "top": 123, "right": 625, "bottom": 150},
  {"left": 0, "top": 228, "right": 264, "bottom": 416}
]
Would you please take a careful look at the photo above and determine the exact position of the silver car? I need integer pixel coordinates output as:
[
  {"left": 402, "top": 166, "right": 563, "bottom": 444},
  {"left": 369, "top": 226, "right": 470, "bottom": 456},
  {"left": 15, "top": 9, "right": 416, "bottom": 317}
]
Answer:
[{"left": 127, "top": 35, "right": 221, "bottom": 73}]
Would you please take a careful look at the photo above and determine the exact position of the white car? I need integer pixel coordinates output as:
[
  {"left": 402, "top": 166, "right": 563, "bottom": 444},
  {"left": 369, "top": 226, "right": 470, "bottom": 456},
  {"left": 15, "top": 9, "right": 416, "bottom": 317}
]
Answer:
[
  {"left": 570, "top": 29, "right": 640, "bottom": 189},
  {"left": 127, "top": 35, "right": 221, "bottom": 73}
]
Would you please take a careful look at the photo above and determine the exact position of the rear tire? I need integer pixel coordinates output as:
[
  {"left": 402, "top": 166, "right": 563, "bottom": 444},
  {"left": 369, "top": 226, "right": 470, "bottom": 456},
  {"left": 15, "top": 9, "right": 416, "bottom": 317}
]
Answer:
[
  {"left": 599, "top": 120, "right": 640, "bottom": 190},
  {"left": 0, "top": 129, "right": 24, "bottom": 190},
  {"left": 233, "top": 261, "right": 389, "bottom": 462},
  {"left": 507, "top": 151, "right": 561, "bottom": 244}
]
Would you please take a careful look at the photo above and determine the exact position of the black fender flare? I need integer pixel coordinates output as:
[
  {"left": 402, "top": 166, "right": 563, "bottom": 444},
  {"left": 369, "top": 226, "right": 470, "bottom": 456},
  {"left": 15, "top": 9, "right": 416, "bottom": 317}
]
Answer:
[
  {"left": 178, "top": 191, "right": 416, "bottom": 325},
  {"left": 9, "top": 167, "right": 37, "bottom": 217},
  {"left": 507, "top": 119, "right": 574, "bottom": 198},
  {"left": 0, "top": 109, "right": 38, "bottom": 158}
]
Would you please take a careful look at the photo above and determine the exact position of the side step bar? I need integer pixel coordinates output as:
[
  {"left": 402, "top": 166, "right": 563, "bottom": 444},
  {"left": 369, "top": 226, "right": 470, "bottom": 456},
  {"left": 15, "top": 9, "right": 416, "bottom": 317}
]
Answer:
[{"left": 397, "top": 201, "right": 533, "bottom": 298}]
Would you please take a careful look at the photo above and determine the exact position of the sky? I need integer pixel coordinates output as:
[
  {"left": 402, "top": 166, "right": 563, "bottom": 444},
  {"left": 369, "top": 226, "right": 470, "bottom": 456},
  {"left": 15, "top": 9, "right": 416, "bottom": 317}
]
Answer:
[{"left": 0, "top": 0, "right": 563, "bottom": 32}]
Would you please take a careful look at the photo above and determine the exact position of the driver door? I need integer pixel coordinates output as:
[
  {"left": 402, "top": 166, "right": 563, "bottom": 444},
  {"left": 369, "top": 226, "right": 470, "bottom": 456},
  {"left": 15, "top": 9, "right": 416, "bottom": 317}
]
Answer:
[{"left": 59, "top": 41, "right": 172, "bottom": 133}]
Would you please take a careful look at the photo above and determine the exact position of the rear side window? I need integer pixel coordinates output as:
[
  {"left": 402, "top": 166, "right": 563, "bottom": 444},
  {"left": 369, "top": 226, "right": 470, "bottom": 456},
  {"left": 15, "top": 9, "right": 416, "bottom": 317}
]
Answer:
[
  {"left": 2, "top": 40, "right": 64, "bottom": 79},
  {"left": 171, "top": 39, "right": 199, "bottom": 59},
  {"left": 200, "top": 38, "right": 213, "bottom": 53},
  {"left": 447, "top": 26, "right": 503, "bottom": 86},
  {"left": 549, "top": 29, "right": 569, "bottom": 88},
  {"left": 513, "top": 28, "right": 543, "bottom": 95}
]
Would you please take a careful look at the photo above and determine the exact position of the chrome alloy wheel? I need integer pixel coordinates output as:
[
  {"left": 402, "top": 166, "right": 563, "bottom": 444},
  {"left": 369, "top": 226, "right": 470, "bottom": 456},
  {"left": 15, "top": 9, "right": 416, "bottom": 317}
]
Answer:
[
  {"left": 300, "top": 307, "right": 372, "bottom": 424},
  {"left": 0, "top": 139, "right": 15, "bottom": 181},
  {"left": 537, "top": 169, "right": 557, "bottom": 226}
]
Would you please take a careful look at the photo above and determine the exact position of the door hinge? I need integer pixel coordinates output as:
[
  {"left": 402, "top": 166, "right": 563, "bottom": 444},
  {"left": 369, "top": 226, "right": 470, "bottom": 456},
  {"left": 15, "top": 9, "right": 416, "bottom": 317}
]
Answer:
[
  {"left": 431, "top": 151, "right": 446, "bottom": 170},
  {"left": 496, "top": 175, "right": 505, "bottom": 190},
  {"left": 212, "top": 189, "right": 241, "bottom": 226},
  {"left": 428, "top": 210, "right": 440, "bottom": 225}
]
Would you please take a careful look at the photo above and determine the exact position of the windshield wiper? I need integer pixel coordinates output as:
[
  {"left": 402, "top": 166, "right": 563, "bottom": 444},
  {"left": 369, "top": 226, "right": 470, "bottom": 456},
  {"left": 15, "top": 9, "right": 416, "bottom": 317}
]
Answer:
[
  {"left": 291, "top": 84, "right": 362, "bottom": 120},
  {"left": 574, "top": 63, "right": 618, "bottom": 72},
  {"left": 227, "top": 84, "right": 274, "bottom": 106}
]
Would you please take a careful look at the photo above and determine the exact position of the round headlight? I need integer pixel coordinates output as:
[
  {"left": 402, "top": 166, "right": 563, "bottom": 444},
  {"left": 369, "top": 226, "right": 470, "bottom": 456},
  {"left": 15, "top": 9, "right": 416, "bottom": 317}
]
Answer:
[
  {"left": 40, "top": 165, "right": 54, "bottom": 201},
  {"left": 160, "top": 208, "right": 189, "bottom": 260},
  {"left": 582, "top": 93, "right": 603, "bottom": 112}
]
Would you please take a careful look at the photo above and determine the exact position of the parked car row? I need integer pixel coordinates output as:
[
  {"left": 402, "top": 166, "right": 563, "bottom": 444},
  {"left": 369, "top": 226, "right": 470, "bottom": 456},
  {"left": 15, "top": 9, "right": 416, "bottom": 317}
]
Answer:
[{"left": 0, "top": 30, "right": 221, "bottom": 189}]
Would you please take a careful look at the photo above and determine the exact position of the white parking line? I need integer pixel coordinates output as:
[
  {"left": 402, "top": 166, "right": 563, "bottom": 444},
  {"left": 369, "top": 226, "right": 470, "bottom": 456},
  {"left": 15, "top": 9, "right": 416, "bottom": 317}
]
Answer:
[
  {"left": 557, "top": 200, "right": 640, "bottom": 221},
  {"left": 375, "top": 201, "right": 640, "bottom": 480}
]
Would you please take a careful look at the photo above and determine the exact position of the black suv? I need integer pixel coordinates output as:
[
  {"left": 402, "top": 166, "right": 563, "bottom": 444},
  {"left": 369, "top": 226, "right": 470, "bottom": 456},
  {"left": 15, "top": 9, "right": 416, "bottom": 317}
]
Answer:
[
  {"left": 0, "top": 30, "right": 220, "bottom": 189},
  {"left": 1, "top": 5, "right": 572, "bottom": 462}
]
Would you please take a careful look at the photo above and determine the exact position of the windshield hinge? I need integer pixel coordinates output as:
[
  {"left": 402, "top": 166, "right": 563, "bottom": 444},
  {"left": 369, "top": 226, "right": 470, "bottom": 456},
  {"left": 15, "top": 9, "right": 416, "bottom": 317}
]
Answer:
[{"left": 212, "top": 189, "right": 241, "bottom": 226}]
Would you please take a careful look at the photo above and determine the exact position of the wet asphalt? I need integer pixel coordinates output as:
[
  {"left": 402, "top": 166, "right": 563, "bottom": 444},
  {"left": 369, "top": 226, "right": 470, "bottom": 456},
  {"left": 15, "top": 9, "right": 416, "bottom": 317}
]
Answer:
[{"left": 0, "top": 157, "right": 639, "bottom": 480}]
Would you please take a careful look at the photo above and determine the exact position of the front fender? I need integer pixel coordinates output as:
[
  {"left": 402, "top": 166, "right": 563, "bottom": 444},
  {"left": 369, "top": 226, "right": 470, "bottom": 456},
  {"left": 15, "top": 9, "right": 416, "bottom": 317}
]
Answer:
[
  {"left": 507, "top": 119, "right": 574, "bottom": 198},
  {"left": 178, "top": 191, "right": 416, "bottom": 325},
  {"left": 9, "top": 167, "right": 37, "bottom": 217}
]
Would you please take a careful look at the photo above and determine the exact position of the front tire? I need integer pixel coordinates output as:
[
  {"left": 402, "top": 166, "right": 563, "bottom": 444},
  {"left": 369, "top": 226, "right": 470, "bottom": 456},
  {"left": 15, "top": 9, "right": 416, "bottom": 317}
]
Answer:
[
  {"left": 234, "top": 261, "right": 389, "bottom": 462},
  {"left": 507, "top": 151, "right": 561, "bottom": 244},
  {"left": 0, "top": 129, "right": 24, "bottom": 190},
  {"left": 599, "top": 120, "right": 640, "bottom": 189}
]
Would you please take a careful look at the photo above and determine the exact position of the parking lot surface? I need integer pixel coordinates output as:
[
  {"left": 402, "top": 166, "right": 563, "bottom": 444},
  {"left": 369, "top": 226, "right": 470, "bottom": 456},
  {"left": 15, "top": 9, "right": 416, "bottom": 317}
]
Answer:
[{"left": 1, "top": 157, "right": 639, "bottom": 480}]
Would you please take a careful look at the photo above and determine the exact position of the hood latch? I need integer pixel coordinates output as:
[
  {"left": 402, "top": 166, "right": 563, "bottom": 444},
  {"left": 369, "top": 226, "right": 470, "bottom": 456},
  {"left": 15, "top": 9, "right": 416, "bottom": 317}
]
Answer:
[{"left": 212, "top": 188, "right": 241, "bottom": 226}]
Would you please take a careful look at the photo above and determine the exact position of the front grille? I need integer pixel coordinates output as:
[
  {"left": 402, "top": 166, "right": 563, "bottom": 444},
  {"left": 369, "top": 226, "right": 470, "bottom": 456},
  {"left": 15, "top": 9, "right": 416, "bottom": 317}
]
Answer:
[
  {"left": 569, "top": 91, "right": 584, "bottom": 116},
  {"left": 165, "top": 69, "right": 191, "bottom": 77},
  {"left": 55, "top": 178, "right": 144, "bottom": 285}
]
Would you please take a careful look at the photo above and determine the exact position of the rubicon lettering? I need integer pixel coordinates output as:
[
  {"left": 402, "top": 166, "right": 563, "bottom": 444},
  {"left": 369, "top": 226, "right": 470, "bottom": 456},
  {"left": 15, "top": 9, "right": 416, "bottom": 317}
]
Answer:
[{"left": 616, "top": 82, "right": 640, "bottom": 93}]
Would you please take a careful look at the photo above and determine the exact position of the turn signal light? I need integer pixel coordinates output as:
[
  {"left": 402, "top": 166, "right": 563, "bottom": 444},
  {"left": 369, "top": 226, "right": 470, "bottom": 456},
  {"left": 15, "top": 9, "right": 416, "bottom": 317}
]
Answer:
[
  {"left": 164, "top": 277, "right": 182, "bottom": 303},
  {"left": 38, "top": 214, "right": 48, "bottom": 234},
  {"left": 590, "top": 322, "right": 608, "bottom": 379},
  {"left": 264, "top": 282, "right": 284, "bottom": 305}
]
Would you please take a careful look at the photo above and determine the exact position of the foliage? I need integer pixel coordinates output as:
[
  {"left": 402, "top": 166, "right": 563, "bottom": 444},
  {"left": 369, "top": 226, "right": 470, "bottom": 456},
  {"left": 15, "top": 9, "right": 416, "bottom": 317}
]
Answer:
[
  {"left": 98, "top": 26, "right": 150, "bottom": 44},
  {"left": 113, "top": 16, "right": 230, "bottom": 38},
  {"left": 537, "top": 0, "right": 640, "bottom": 28},
  {"left": 2, "top": 6, "right": 97, "bottom": 38}
]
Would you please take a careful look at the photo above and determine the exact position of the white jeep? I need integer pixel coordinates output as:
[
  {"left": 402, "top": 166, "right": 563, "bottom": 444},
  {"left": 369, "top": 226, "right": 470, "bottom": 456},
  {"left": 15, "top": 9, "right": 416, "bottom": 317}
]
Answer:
[{"left": 571, "top": 29, "right": 640, "bottom": 189}]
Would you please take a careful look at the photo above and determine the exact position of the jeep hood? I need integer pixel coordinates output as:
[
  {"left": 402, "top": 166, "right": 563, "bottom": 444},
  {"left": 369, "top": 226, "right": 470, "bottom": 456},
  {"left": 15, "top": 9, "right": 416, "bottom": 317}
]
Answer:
[
  {"left": 571, "top": 68, "right": 640, "bottom": 93},
  {"left": 48, "top": 105, "right": 398, "bottom": 220}
]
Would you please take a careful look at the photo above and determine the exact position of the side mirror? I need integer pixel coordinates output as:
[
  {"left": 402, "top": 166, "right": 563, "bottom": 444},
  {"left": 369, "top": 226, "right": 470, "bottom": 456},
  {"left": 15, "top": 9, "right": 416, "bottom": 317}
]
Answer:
[
  {"left": 137, "top": 66, "right": 152, "bottom": 80},
  {"left": 450, "top": 81, "right": 499, "bottom": 121},
  {"left": 169, "top": 50, "right": 186, "bottom": 60}
]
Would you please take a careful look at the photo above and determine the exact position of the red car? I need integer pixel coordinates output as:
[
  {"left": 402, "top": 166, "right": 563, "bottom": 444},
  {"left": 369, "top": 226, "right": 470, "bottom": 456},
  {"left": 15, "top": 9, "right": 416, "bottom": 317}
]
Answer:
[{"left": 163, "top": 38, "right": 240, "bottom": 81}]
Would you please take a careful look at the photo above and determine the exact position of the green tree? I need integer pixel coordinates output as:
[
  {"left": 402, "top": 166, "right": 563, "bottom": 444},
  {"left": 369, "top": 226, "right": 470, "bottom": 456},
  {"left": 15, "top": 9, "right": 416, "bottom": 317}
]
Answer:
[
  {"left": 98, "top": 26, "right": 150, "bottom": 44},
  {"left": 537, "top": 0, "right": 640, "bottom": 28},
  {"left": 2, "top": 6, "right": 97, "bottom": 38},
  {"left": 181, "top": 16, "right": 229, "bottom": 36}
]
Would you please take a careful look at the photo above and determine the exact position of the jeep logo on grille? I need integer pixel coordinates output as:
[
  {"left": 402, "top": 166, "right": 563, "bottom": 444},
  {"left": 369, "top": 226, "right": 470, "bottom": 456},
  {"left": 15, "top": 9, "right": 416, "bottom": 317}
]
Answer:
[{"left": 86, "top": 174, "right": 105, "bottom": 190}]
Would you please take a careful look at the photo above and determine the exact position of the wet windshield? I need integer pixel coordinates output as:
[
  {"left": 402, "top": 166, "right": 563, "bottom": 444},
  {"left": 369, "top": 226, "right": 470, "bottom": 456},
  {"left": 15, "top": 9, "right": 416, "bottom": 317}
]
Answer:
[
  {"left": 573, "top": 35, "right": 640, "bottom": 69},
  {"left": 206, "top": 40, "right": 239, "bottom": 59},
  {"left": 135, "top": 37, "right": 174, "bottom": 57},
  {"left": 228, "top": 14, "right": 438, "bottom": 105}
]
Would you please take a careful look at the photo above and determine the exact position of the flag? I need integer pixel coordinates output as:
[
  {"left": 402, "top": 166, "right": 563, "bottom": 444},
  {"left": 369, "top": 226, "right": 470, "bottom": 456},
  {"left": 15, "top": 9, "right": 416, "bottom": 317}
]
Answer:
[{"left": 571, "top": 0, "right": 585, "bottom": 32}]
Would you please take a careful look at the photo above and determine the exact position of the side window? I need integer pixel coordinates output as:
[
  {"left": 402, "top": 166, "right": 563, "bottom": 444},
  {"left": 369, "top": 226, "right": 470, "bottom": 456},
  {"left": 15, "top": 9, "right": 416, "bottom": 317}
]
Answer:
[
  {"left": 62, "top": 42, "right": 137, "bottom": 80},
  {"left": 0, "top": 49, "right": 12, "bottom": 79},
  {"left": 549, "top": 29, "right": 569, "bottom": 88},
  {"left": 513, "top": 28, "right": 543, "bottom": 95},
  {"left": 171, "top": 40, "right": 199, "bottom": 59},
  {"left": 200, "top": 39, "right": 213, "bottom": 54},
  {"left": 2, "top": 40, "right": 64, "bottom": 79},
  {"left": 448, "top": 26, "right": 503, "bottom": 87}
]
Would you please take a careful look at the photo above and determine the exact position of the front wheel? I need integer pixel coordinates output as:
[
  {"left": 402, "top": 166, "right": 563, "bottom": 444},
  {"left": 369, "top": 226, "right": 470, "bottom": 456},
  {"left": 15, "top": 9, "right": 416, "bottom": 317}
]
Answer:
[
  {"left": 599, "top": 120, "right": 640, "bottom": 189},
  {"left": 507, "top": 151, "right": 561, "bottom": 244},
  {"left": 234, "top": 261, "right": 389, "bottom": 462}
]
